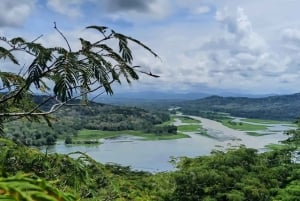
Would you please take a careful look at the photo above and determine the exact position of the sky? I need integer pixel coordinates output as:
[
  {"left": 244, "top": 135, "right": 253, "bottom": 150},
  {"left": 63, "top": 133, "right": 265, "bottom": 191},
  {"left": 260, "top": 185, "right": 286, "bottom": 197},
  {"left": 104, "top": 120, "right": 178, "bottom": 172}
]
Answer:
[{"left": 1, "top": 0, "right": 300, "bottom": 96}]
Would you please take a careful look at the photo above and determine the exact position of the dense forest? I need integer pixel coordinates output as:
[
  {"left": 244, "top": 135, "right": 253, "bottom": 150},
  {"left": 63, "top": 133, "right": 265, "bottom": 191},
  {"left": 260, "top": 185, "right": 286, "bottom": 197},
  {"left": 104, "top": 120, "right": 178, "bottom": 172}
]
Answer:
[
  {"left": 1, "top": 124, "right": 300, "bottom": 200},
  {"left": 177, "top": 93, "right": 300, "bottom": 121},
  {"left": 3, "top": 96, "right": 176, "bottom": 146}
]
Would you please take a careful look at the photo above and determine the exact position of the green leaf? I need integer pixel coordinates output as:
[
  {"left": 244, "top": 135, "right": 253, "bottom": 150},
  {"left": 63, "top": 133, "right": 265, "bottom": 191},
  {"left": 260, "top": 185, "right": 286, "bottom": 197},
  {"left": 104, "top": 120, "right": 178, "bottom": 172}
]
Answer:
[
  {"left": 10, "top": 37, "right": 25, "bottom": 45},
  {"left": 0, "top": 47, "right": 19, "bottom": 65},
  {"left": 86, "top": 25, "right": 108, "bottom": 35}
]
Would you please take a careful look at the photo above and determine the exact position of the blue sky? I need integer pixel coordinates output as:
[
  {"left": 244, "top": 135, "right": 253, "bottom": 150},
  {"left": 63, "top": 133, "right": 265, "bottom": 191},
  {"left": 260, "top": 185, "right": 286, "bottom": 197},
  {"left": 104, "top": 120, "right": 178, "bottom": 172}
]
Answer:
[{"left": 2, "top": 0, "right": 300, "bottom": 95}]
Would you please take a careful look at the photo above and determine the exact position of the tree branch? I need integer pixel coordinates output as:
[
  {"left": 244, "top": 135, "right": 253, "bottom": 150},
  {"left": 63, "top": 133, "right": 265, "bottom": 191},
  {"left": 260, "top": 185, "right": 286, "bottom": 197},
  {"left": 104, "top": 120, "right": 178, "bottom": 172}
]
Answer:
[
  {"left": 54, "top": 22, "right": 72, "bottom": 52},
  {"left": 0, "top": 79, "right": 116, "bottom": 117}
]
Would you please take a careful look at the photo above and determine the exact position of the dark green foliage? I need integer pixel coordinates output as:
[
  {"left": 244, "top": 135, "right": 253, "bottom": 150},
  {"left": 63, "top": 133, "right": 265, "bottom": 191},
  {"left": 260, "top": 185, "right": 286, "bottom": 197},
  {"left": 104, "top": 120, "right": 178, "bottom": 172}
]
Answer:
[
  {"left": 0, "top": 174, "right": 76, "bottom": 201},
  {"left": 3, "top": 98, "right": 172, "bottom": 145},
  {"left": 65, "top": 136, "right": 73, "bottom": 144},
  {"left": 178, "top": 94, "right": 300, "bottom": 121},
  {"left": 0, "top": 138, "right": 108, "bottom": 199},
  {"left": 1, "top": 136, "right": 300, "bottom": 200},
  {"left": 167, "top": 147, "right": 300, "bottom": 201}
]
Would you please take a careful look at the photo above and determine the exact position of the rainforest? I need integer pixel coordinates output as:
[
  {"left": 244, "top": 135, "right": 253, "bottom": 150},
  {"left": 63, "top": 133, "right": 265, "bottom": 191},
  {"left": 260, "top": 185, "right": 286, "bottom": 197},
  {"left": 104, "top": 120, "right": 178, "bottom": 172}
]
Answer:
[{"left": 1, "top": 22, "right": 300, "bottom": 201}]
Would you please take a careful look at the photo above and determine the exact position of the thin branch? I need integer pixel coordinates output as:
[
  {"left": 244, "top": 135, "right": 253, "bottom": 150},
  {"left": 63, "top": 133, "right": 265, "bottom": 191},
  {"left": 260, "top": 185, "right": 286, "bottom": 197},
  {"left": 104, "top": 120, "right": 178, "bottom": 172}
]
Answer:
[
  {"left": 0, "top": 79, "right": 116, "bottom": 117},
  {"left": 27, "top": 96, "right": 56, "bottom": 114},
  {"left": 90, "top": 90, "right": 106, "bottom": 102},
  {"left": 31, "top": 34, "right": 43, "bottom": 43},
  {"left": 53, "top": 22, "right": 72, "bottom": 52},
  {"left": 135, "top": 69, "right": 160, "bottom": 78}
]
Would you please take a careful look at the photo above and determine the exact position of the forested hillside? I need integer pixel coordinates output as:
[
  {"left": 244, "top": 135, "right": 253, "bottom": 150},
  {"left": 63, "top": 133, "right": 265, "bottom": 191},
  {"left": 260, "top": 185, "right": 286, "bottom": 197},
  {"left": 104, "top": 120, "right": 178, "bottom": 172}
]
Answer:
[
  {"left": 178, "top": 93, "right": 300, "bottom": 120},
  {"left": 1, "top": 129, "right": 300, "bottom": 200},
  {"left": 3, "top": 96, "right": 174, "bottom": 146}
]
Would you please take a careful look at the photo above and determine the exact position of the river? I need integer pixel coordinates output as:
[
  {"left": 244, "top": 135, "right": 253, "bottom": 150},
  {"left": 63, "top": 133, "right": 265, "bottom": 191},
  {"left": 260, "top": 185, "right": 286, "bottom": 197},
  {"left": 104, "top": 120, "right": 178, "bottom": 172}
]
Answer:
[{"left": 43, "top": 115, "right": 293, "bottom": 172}]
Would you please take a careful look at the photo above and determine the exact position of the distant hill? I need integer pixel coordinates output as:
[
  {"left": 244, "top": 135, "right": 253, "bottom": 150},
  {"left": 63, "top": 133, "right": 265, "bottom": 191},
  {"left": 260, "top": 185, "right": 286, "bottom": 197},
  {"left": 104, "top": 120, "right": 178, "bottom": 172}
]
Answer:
[
  {"left": 96, "top": 91, "right": 212, "bottom": 105},
  {"left": 178, "top": 93, "right": 300, "bottom": 121}
]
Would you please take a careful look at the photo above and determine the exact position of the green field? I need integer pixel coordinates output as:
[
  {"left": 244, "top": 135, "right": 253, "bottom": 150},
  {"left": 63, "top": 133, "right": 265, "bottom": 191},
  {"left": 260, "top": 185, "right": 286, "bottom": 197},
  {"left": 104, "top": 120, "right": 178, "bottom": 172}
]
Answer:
[
  {"left": 162, "top": 116, "right": 201, "bottom": 125},
  {"left": 177, "top": 124, "right": 201, "bottom": 132},
  {"left": 177, "top": 116, "right": 201, "bottom": 124},
  {"left": 76, "top": 129, "right": 190, "bottom": 141},
  {"left": 221, "top": 120, "right": 268, "bottom": 131},
  {"left": 242, "top": 118, "right": 292, "bottom": 125},
  {"left": 264, "top": 143, "right": 288, "bottom": 151},
  {"left": 161, "top": 116, "right": 176, "bottom": 125},
  {"left": 246, "top": 132, "right": 267, "bottom": 136}
]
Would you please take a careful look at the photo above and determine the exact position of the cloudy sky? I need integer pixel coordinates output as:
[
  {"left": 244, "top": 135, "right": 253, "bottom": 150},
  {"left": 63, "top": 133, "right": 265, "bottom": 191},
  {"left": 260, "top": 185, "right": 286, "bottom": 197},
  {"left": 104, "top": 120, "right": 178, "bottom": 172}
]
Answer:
[{"left": 1, "top": 0, "right": 300, "bottom": 95}]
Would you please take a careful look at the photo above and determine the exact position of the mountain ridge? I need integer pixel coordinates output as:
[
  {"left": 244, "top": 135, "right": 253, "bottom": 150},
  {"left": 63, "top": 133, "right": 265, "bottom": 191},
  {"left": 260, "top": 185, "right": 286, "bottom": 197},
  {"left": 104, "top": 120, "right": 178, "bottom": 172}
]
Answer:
[{"left": 178, "top": 92, "right": 300, "bottom": 121}]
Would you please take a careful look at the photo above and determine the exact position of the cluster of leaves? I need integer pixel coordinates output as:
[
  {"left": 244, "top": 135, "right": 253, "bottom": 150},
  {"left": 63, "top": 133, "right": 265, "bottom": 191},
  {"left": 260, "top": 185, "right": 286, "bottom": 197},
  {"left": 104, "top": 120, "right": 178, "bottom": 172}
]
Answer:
[
  {"left": 0, "top": 25, "right": 158, "bottom": 134},
  {"left": 0, "top": 174, "right": 76, "bottom": 201},
  {"left": 0, "top": 138, "right": 109, "bottom": 198}
]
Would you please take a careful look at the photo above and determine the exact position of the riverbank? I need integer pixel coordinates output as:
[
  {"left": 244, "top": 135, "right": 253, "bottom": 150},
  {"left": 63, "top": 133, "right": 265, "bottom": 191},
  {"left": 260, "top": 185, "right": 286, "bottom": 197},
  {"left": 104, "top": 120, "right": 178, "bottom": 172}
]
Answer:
[
  {"left": 188, "top": 115, "right": 291, "bottom": 149},
  {"left": 69, "top": 115, "right": 205, "bottom": 143},
  {"left": 44, "top": 114, "right": 291, "bottom": 172},
  {"left": 74, "top": 129, "right": 189, "bottom": 141}
]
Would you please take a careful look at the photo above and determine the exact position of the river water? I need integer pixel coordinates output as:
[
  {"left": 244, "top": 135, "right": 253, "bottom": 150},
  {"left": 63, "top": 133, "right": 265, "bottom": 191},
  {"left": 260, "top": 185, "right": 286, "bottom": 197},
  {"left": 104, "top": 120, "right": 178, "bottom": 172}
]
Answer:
[{"left": 44, "top": 115, "right": 294, "bottom": 172}]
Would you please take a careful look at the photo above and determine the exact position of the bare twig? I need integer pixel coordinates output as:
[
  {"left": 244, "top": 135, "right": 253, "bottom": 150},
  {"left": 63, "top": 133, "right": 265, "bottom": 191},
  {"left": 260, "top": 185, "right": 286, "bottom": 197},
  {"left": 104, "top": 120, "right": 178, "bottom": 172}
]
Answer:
[
  {"left": 54, "top": 22, "right": 72, "bottom": 52},
  {"left": 0, "top": 79, "right": 116, "bottom": 117},
  {"left": 31, "top": 34, "right": 43, "bottom": 43}
]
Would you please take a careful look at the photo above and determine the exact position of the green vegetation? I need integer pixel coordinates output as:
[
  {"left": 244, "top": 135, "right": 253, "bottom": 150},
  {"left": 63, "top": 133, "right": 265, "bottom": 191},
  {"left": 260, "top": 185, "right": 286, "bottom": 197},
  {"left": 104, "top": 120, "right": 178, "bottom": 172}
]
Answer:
[
  {"left": 161, "top": 116, "right": 176, "bottom": 125},
  {"left": 2, "top": 22, "right": 300, "bottom": 201},
  {"left": 177, "top": 116, "right": 201, "bottom": 124},
  {"left": 3, "top": 102, "right": 176, "bottom": 146},
  {"left": 196, "top": 130, "right": 213, "bottom": 138},
  {"left": 169, "top": 147, "right": 299, "bottom": 201},
  {"left": 0, "top": 23, "right": 163, "bottom": 200},
  {"left": 265, "top": 143, "right": 288, "bottom": 151},
  {"left": 177, "top": 124, "right": 201, "bottom": 132},
  {"left": 179, "top": 94, "right": 300, "bottom": 120},
  {"left": 242, "top": 118, "right": 292, "bottom": 124},
  {"left": 1, "top": 136, "right": 300, "bottom": 200},
  {"left": 246, "top": 131, "right": 265, "bottom": 136},
  {"left": 76, "top": 129, "right": 189, "bottom": 141},
  {"left": 221, "top": 120, "right": 268, "bottom": 131}
]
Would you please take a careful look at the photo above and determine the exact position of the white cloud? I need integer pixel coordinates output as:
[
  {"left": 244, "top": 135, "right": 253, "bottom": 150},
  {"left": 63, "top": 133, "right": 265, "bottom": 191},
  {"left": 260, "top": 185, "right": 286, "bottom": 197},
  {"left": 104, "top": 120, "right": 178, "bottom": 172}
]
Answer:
[
  {"left": 281, "top": 28, "right": 300, "bottom": 51},
  {"left": 46, "top": 0, "right": 83, "bottom": 18},
  {"left": 4, "top": 0, "right": 300, "bottom": 95},
  {"left": 192, "top": 6, "right": 211, "bottom": 15},
  {"left": 0, "top": 0, "right": 35, "bottom": 27}
]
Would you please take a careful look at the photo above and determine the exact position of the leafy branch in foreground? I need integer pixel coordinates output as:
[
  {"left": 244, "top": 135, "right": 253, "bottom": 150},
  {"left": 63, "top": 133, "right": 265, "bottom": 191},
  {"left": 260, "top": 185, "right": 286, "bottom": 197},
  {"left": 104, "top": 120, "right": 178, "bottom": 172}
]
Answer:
[
  {"left": 0, "top": 24, "right": 159, "bottom": 124},
  {"left": 0, "top": 174, "right": 77, "bottom": 201}
]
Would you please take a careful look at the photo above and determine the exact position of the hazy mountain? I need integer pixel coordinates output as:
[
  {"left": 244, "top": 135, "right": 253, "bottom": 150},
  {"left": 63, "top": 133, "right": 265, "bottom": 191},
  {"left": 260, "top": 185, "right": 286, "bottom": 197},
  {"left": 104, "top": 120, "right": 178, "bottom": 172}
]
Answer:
[{"left": 178, "top": 93, "right": 300, "bottom": 120}]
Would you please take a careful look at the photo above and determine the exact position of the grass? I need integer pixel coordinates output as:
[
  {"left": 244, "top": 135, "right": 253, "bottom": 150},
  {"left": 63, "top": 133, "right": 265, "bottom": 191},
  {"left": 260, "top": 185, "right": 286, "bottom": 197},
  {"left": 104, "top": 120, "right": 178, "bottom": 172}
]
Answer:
[
  {"left": 196, "top": 129, "right": 216, "bottom": 139},
  {"left": 162, "top": 116, "right": 201, "bottom": 126},
  {"left": 177, "top": 124, "right": 201, "bottom": 132},
  {"left": 221, "top": 120, "right": 268, "bottom": 131},
  {"left": 242, "top": 118, "right": 292, "bottom": 125},
  {"left": 246, "top": 132, "right": 266, "bottom": 136},
  {"left": 76, "top": 129, "right": 190, "bottom": 141},
  {"left": 177, "top": 116, "right": 201, "bottom": 124},
  {"left": 265, "top": 143, "right": 289, "bottom": 151},
  {"left": 161, "top": 116, "right": 176, "bottom": 126}
]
